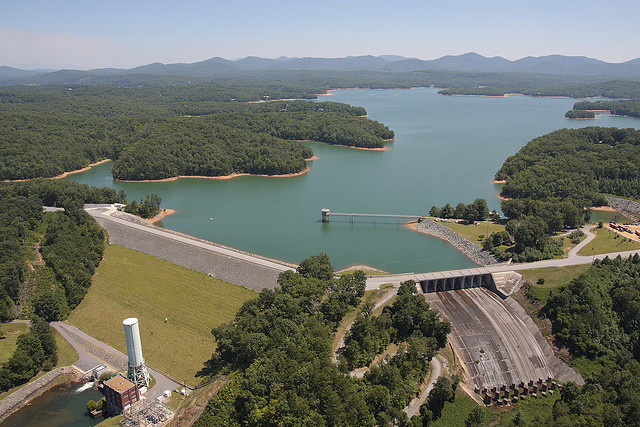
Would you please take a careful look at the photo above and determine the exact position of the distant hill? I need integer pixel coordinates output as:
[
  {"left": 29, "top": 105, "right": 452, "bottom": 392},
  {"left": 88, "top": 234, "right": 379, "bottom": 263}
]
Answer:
[
  {"left": 0, "top": 66, "right": 46, "bottom": 79},
  {"left": 2, "top": 53, "right": 640, "bottom": 86}
]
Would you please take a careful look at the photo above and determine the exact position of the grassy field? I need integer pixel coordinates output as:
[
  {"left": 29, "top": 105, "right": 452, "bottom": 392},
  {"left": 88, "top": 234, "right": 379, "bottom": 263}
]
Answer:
[
  {"left": 0, "top": 323, "right": 30, "bottom": 364},
  {"left": 579, "top": 227, "right": 640, "bottom": 256},
  {"left": 439, "top": 220, "right": 505, "bottom": 244},
  {"left": 54, "top": 330, "right": 79, "bottom": 367},
  {"left": 497, "top": 392, "right": 560, "bottom": 425},
  {"left": 68, "top": 245, "right": 256, "bottom": 385},
  {"left": 430, "top": 389, "right": 498, "bottom": 426},
  {"left": 520, "top": 264, "right": 591, "bottom": 304}
]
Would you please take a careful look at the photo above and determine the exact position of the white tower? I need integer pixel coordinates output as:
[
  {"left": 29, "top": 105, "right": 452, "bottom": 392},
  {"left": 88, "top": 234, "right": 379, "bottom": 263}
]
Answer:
[{"left": 123, "top": 318, "right": 150, "bottom": 389}]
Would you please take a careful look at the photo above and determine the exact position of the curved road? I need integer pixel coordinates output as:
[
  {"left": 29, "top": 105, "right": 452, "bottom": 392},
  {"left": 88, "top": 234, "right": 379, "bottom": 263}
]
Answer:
[
  {"left": 51, "top": 322, "right": 180, "bottom": 400},
  {"left": 366, "top": 225, "right": 640, "bottom": 290},
  {"left": 404, "top": 355, "right": 447, "bottom": 419}
]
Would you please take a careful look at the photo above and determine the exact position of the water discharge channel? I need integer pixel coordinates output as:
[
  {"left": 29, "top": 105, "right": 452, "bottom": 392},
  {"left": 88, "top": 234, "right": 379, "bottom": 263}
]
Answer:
[{"left": 64, "top": 88, "right": 640, "bottom": 273}]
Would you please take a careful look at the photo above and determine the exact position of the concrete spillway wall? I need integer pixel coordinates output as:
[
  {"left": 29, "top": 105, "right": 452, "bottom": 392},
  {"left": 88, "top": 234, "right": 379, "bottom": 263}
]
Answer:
[
  {"left": 418, "top": 270, "right": 523, "bottom": 299},
  {"left": 420, "top": 273, "right": 492, "bottom": 293}
]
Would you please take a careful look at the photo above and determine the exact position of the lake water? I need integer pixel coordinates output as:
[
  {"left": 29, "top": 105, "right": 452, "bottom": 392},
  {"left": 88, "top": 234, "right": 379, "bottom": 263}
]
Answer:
[
  {"left": 2, "top": 382, "right": 104, "bottom": 427},
  {"left": 65, "top": 89, "right": 640, "bottom": 273}
]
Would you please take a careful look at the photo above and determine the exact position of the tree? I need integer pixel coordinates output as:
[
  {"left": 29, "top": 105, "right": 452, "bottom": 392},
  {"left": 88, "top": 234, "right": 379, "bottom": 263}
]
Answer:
[
  {"left": 441, "top": 204, "right": 454, "bottom": 219},
  {"left": 514, "top": 216, "right": 548, "bottom": 250},
  {"left": 513, "top": 410, "right": 525, "bottom": 426},
  {"left": 465, "top": 406, "right": 485, "bottom": 427},
  {"left": 471, "top": 199, "right": 489, "bottom": 221},
  {"left": 398, "top": 280, "right": 418, "bottom": 296},
  {"left": 427, "top": 376, "right": 454, "bottom": 419},
  {"left": 86, "top": 399, "right": 97, "bottom": 412},
  {"left": 297, "top": 253, "right": 334, "bottom": 281},
  {"left": 454, "top": 203, "right": 467, "bottom": 219}
]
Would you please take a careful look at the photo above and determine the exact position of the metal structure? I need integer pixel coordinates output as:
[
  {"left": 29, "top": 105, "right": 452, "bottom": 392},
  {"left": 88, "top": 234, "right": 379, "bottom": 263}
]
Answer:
[
  {"left": 123, "top": 317, "right": 150, "bottom": 388},
  {"left": 321, "top": 208, "right": 423, "bottom": 224}
]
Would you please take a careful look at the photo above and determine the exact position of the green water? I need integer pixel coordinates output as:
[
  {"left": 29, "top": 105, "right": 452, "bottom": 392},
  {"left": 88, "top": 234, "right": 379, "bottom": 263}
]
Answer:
[
  {"left": 64, "top": 88, "right": 640, "bottom": 273},
  {"left": 2, "top": 382, "right": 104, "bottom": 427}
]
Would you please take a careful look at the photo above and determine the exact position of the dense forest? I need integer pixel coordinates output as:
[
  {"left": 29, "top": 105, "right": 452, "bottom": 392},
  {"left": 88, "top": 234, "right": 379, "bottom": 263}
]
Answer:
[
  {"left": 487, "top": 127, "right": 640, "bottom": 262},
  {"left": 0, "top": 86, "right": 393, "bottom": 180},
  {"left": 496, "top": 127, "right": 640, "bottom": 204},
  {"left": 572, "top": 99, "right": 640, "bottom": 119},
  {"left": 0, "top": 180, "right": 121, "bottom": 322},
  {"left": 438, "top": 80, "right": 640, "bottom": 99},
  {"left": 565, "top": 109, "right": 595, "bottom": 119},
  {"left": 195, "top": 255, "right": 450, "bottom": 426},
  {"left": 534, "top": 255, "right": 640, "bottom": 425}
]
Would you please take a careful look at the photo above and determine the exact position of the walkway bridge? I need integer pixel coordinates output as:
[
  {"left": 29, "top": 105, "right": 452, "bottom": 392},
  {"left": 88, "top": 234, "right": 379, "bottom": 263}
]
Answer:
[{"left": 321, "top": 208, "right": 423, "bottom": 224}]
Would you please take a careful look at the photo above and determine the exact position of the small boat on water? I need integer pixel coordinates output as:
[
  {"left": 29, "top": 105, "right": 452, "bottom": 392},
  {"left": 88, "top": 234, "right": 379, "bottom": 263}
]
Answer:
[{"left": 209, "top": 217, "right": 213, "bottom": 221}]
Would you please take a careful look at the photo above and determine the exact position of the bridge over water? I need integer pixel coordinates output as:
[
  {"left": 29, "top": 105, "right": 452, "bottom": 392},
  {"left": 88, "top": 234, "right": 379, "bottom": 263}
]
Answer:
[{"left": 321, "top": 208, "right": 423, "bottom": 224}]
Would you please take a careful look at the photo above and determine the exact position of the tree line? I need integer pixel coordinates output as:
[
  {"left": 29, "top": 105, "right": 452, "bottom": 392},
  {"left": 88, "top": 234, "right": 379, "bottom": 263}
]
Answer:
[
  {"left": 496, "top": 127, "right": 640, "bottom": 204},
  {"left": 195, "top": 255, "right": 449, "bottom": 426},
  {"left": 439, "top": 80, "right": 640, "bottom": 99},
  {"left": 0, "top": 317, "right": 58, "bottom": 392},
  {"left": 0, "top": 86, "right": 394, "bottom": 180},
  {"left": 428, "top": 198, "right": 490, "bottom": 222},
  {"left": 572, "top": 99, "right": 640, "bottom": 119},
  {"left": 531, "top": 255, "right": 640, "bottom": 425},
  {"left": 0, "top": 180, "right": 125, "bottom": 322}
]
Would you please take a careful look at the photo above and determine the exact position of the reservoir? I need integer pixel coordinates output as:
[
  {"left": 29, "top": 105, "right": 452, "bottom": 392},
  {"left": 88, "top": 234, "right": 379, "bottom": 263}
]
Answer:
[
  {"left": 2, "top": 382, "right": 104, "bottom": 427},
  {"left": 65, "top": 89, "right": 640, "bottom": 273}
]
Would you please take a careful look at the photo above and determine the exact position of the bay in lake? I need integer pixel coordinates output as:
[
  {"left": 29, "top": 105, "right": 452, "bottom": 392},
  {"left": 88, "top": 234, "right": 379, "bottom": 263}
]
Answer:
[{"left": 65, "top": 88, "right": 640, "bottom": 273}]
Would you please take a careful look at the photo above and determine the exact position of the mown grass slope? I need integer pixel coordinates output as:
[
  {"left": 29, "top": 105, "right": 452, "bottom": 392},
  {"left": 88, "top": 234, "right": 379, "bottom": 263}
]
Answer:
[{"left": 68, "top": 245, "right": 256, "bottom": 385}]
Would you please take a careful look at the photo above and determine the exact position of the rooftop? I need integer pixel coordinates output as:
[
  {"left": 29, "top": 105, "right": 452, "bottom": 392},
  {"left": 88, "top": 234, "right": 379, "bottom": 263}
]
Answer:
[{"left": 105, "top": 374, "right": 136, "bottom": 393}]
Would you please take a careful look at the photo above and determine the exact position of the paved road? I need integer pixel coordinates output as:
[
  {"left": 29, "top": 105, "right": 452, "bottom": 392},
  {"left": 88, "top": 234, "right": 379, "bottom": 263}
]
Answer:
[
  {"left": 51, "top": 322, "right": 180, "bottom": 400},
  {"left": 366, "top": 225, "right": 640, "bottom": 290},
  {"left": 404, "top": 355, "right": 447, "bottom": 419}
]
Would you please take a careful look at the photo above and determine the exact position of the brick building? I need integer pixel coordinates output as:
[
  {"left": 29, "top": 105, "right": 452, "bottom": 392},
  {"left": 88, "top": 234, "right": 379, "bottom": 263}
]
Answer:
[{"left": 103, "top": 374, "right": 140, "bottom": 415}]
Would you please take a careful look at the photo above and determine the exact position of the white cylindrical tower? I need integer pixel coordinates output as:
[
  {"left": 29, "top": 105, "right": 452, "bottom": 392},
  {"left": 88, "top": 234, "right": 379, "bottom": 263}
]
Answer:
[
  {"left": 123, "top": 318, "right": 149, "bottom": 389},
  {"left": 123, "top": 318, "right": 144, "bottom": 367}
]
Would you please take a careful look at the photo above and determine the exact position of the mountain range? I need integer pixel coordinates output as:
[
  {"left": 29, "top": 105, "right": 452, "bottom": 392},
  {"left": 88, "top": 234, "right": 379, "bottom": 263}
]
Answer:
[{"left": 2, "top": 53, "right": 640, "bottom": 85}]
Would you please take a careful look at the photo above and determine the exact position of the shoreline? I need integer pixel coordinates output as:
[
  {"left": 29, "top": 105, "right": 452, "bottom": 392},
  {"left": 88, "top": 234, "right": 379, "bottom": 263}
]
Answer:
[
  {"left": 333, "top": 144, "right": 391, "bottom": 151},
  {"left": 2, "top": 159, "right": 112, "bottom": 182},
  {"left": 149, "top": 208, "right": 176, "bottom": 224},
  {"left": 491, "top": 179, "right": 506, "bottom": 184},
  {"left": 116, "top": 165, "right": 312, "bottom": 183},
  {"left": 406, "top": 219, "right": 499, "bottom": 266},
  {"left": 0, "top": 366, "right": 82, "bottom": 424},
  {"left": 52, "top": 159, "right": 112, "bottom": 179}
]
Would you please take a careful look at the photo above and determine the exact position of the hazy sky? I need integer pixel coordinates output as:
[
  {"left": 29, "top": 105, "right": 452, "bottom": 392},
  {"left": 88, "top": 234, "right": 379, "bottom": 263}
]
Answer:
[{"left": 2, "top": 0, "right": 639, "bottom": 70}]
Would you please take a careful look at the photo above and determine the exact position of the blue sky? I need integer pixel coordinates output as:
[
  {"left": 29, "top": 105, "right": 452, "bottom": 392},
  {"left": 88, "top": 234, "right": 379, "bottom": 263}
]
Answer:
[{"left": 2, "top": 0, "right": 639, "bottom": 69}]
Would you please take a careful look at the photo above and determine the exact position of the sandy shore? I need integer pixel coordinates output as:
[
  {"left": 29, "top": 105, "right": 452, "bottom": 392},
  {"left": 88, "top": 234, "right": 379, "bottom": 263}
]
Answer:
[
  {"left": 590, "top": 206, "right": 617, "bottom": 212},
  {"left": 491, "top": 179, "right": 506, "bottom": 184},
  {"left": 332, "top": 144, "right": 391, "bottom": 151},
  {"left": 149, "top": 208, "right": 176, "bottom": 224},
  {"left": 52, "top": 159, "right": 112, "bottom": 179},
  {"left": 3, "top": 159, "right": 112, "bottom": 182},
  {"left": 117, "top": 166, "right": 312, "bottom": 183},
  {"left": 497, "top": 194, "right": 512, "bottom": 201},
  {"left": 336, "top": 264, "right": 389, "bottom": 274}
]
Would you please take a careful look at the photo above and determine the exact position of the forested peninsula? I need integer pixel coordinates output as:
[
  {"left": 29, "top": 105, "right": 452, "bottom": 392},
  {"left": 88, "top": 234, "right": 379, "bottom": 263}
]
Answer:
[
  {"left": 0, "top": 85, "right": 393, "bottom": 181},
  {"left": 478, "top": 127, "right": 640, "bottom": 263},
  {"left": 438, "top": 80, "right": 640, "bottom": 99},
  {"left": 568, "top": 99, "right": 640, "bottom": 119},
  {"left": 496, "top": 127, "right": 640, "bottom": 204}
]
